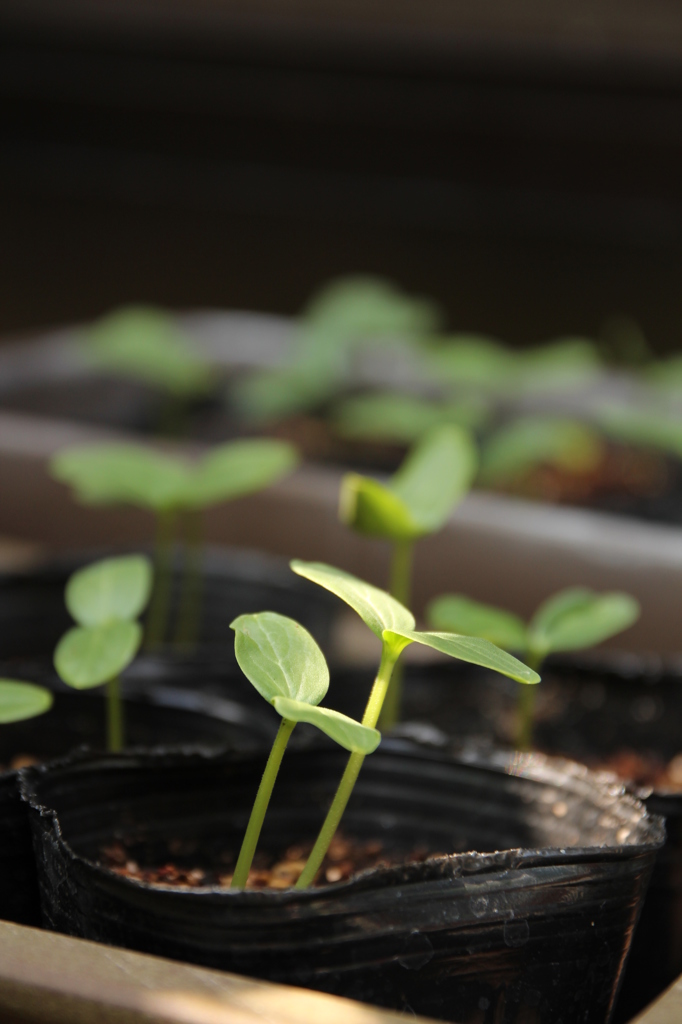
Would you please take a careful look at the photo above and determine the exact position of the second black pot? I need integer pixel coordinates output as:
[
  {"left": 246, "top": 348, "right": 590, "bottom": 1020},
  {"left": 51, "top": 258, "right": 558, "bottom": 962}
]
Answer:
[{"left": 22, "top": 743, "right": 662, "bottom": 1024}]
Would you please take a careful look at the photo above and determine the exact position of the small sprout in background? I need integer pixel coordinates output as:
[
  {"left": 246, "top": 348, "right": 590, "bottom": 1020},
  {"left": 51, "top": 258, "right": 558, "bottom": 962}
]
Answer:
[
  {"left": 83, "top": 306, "right": 214, "bottom": 436},
  {"left": 339, "top": 425, "right": 477, "bottom": 728},
  {"left": 290, "top": 560, "right": 538, "bottom": 888},
  {"left": 427, "top": 587, "right": 640, "bottom": 751},
  {"left": 426, "top": 334, "right": 513, "bottom": 395},
  {"left": 512, "top": 337, "right": 601, "bottom": 394},
  {"left": 479, "top": 416, "right": 605, "bottom": 488},
  {"left": 229, "top": 611, "right": 379, "bottom": 888},
  {"left": 0, "top": 680, "right": 53, "bottom": 727},
  {"left": 598, "top": 405, "right": 682, "bottom": 461},
  {"left": 234, "top": 276, "right": 440, "bottom": 426},
  {"left": 50, "top": 438, "right": 299, "bottom": 648},
  {"left": 330, "top": 391, "right": 491, "bottom": 446},
  {"left": 54, "top": 555, "right": 153, "bottom": 752}
]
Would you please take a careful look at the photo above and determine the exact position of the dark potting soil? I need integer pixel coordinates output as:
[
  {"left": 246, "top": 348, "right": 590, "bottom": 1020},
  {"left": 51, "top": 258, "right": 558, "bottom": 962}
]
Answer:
[{"left": 99, "top": 831, "right": 438, "bottom": 890}]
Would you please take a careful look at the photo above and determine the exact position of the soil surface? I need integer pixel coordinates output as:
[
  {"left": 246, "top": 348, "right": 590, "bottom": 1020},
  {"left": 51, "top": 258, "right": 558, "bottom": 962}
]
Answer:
[
  {"left": 593, "top": 750, "right": 682, "bottom": 792},
  {"left": 99, "top": 833, "right": 437, "bottom": 890}
]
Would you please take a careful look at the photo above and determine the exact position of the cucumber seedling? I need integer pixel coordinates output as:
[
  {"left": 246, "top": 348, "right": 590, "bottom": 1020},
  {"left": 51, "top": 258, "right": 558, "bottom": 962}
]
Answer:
[
  {"left": 427, "top": 587, "right": 640, "bottom": 750},
  {"left": 54, "top": 555, "right": 153, "bottom": 752},
  {"left": 50, "top": 438, "right": 299, "bottom": 647},
  {"left": 229, "top": 611, "right": 380, "bottom": 888},
  {"left": 84, "top": 305, "right": 214, "bottom": 436},
  {"left": 339, "top": 424, "right": 477, "bottom": 728},
  {"left": 234, "top": 276, "right": 438, "bottom": 426},
  {"left": 289, "top": 560, "right": 539, "bottom": 888},
  {"left": 479, "top": 416, "right": 605, "bottom": 490}
]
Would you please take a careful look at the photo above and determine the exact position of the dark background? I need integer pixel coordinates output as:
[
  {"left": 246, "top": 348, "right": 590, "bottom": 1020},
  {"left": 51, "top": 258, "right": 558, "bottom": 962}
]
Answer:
[{"left": 3, "top": 0, "right": 682, "bottom": 350}]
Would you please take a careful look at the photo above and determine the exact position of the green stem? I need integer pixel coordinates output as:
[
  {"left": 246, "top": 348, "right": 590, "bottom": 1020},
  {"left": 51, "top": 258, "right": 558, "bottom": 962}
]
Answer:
[
  {"left": 106, "top": 676, "right": 124, "bottom": 752},
  {"left": 516, "top": 649, "right": 543, "bottom": 752},
  {"left": 379, "top": 540, "right": 413, "bottom": 730},
  {"left": 231, "top": 718, "right": 296, "bottom": 889},
  {"left": 145, "top": 508, "right": 177, "bottom": 649},
  {"left": 174, "top": 508, "right": 204, "bottom": 650},
  {"left": 295, "top": 644, "right": 398, "bottom": 889}
]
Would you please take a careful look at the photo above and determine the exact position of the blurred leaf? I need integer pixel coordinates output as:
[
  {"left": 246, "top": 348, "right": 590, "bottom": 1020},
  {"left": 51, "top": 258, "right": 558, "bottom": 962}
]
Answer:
[
  {"left": 529, "top": 588, "right": 640, "bottom": 656},
  {"left": 189, "top": 440, "right": 299, "bottom": 508},
  {"left": 599, "top": 406, "right": 682, "bottom": 459},
  {"left": 426, "top": 594, "right": 528, "bottom": 651},
  {"left": 382, "top": 628, "right": 540, "bottom": 684},
  {"left": 233, "top": 366, "right": 337, "bottom": 425},
  {"left": 331, "top": 392, "right": 489, "bottom": 444},
  {"left": 0, "top": 679, "right": 53, "bottom": 724},
  {"left": 290, "top": 561, "right": 414, "bottom": 638},
  {"left": 85, "top": 305, "right": 212, "bottom": 396},
  {"left": 51, "top": 444, "right": 189, "bottom": 510},
  {"left": 339, "top": 474, "right": 418, "bottom": 542},
  {"left": 514, "top": 338, "right": 601, "bottom": 393},
  {"left": 55, "top": 620, "right": 142, "bottom": 689},
  {"left": 231, "top": 612, "right": 329, "bottom": 706},
  {"left": 646, "top": 355, "right": 682, "bottom": 392},
  {"left": 66, "top": 555, "right": 153, "bottom": 627},
  {"left": 271, "top": 697, "right": 381, "bottom": 753},
  {"left": 391, "top": 425, "right": 477, "bottom": 533},
  {"left": 480, "top": 417, "right": 604, "bottom": 484},
  {"left": 303, "top": 276, "right": 439, "bottom": 346},
  {"left": 426, "top": 335, "right": 512, "bottom": 390}
]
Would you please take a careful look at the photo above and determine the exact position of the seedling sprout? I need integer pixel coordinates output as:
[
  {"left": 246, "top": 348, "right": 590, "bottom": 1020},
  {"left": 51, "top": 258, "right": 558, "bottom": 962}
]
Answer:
[
  {"left": 50, "top": 438, "right": 299, "bottom": 647},
  {"left": 234, "top": 277, "right": 439, "bottom": 425},
  {"left": 339, "top": 424, "right": 477, "bottom": 727},
  {"left": 289, "top": 561, "right": 538, "bottom": 888},
  {"left": 229, "top": 611, "right": 379, "bottom": 888},
  {"left": 479, "top": 416, "right": 605, "bottom": 488},
  {"left": 53, "top": 555, "right": 153, "bottom": 751},
  {"left": 427, "top": 587, "right": 640, "bottom": 750},
  {"left": 84, "top": 305, "right": 214, "bottom": 436}
]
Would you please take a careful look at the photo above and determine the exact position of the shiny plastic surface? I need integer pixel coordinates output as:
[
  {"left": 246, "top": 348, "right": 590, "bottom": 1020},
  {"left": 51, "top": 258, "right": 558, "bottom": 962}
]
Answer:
[{"left": 22, "top": 744, "right": 663, "bottom": 1024}]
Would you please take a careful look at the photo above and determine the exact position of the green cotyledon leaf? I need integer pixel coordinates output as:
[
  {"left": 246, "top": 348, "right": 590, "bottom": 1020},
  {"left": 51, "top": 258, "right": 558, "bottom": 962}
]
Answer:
[
  {"left": 0, "top": 679, "right": 53, "bottom": 724},
  {"left": 381, "top": 629, "right": 540, "bottom": 685},
  {"left": 426, "top": 594, "right": 528, "bottom": 652},
  {"left": 528, "top": 588, "right": 640, "bottom": 658},
  {"left": 272, "top": 697, "right": 381, "bottom": 754},
  {"left": 54, "top": 620, "right": 142, "bottom": 689},
  {"left": 65, "top": 555, "right": 153, "bottom": 627},
  {"left": 187, "top": 439, "right": 299, "bottom": 509},
  {"left": 290, "top": 561, "right": 414, "bottom": 638},
  {"left": 231, "top": 612, "right": 329, "bottom": 706}
]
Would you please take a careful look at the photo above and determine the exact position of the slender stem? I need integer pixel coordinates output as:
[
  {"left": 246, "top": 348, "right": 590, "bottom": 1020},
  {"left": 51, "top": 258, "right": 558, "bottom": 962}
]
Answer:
[
  {"left": 145, "top": 508, "right": 177, "bottom": 649},
  {"left": 174, "top": 508, "right": 204, "bottom": 650},
  {"left": 516, "top": 649, "right": 543, "bottom": 752},
  {"left": 295, "top": 644, "right": 398, "bottom": 889},
  {"left": 231, "top": 718, "right": 296, "bottom": 889},
  {"left": 379, "top": 540, "right": 413, "bottom": 730},
  {"left": 106, "top": 676, "right": 124, "bottom": 752}
]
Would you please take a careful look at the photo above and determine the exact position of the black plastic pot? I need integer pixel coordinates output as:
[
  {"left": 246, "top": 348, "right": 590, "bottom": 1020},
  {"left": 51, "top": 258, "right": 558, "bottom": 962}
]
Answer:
[
  {"left": 0, "top": 684, "right": 273, "bottom": 928},
  {"left": 22, "top": 743, "right": 662, "bottom": 1024},
  {"left": 338, "top": 655, "right": 682, "bottom": 1023},
  {"left": 0, "top": 545, "right": 336, "bottom": 664}
]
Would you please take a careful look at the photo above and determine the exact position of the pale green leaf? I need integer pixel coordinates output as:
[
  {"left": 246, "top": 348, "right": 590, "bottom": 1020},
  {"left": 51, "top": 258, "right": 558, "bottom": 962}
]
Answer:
[
  {"left": 66, "top": 555, "right": 153, "bottom": 627},
  {"left": 514, "top": 338, "right": 601, "bottom": 393},
  {"left": 50, "top": 444, "right": 189, "bottom": 511},
  {"left": 480, "top": 417, "right": 604, "bottom": 484},
  {"left": 339, "top": 473, "right": 417, "bottom": 541},
  {"left": 331, "top": 392, "right": 489, "bottom": 444},
  {"left": 231, "top": 612, "right": 329, "bottom": 706},
  {"left": 303, "top": 276, "right": 439, "bottom": 344},
  {"left": 188, "top": 440, "right": 299, "bottom": 509},
  {"left": 272, "top": 697, "right": 381, "bottom": 754},
  {"left": 598, "top": 406, "right": 682, "bottom": 459},
  {"left": 390, "top": 425, "right": 477, "bottom": 535},
  {"left": 529, "top": 588, "right": 640, "bottom": 656},
  {"left": 0, "top": 679, "right": 53, "bottom": 724},
  {"left": 85, "top": 305, "right": 212, "bottom": 396},
  {"left": 233, "top": 366, "right": 337, "bottom": 425},
  {"left": 426, "top": 335, "right": 512, "bottom": 390},
  {"left": 290, "top": 561, "right": 415, "bottom": 638},
  {"left": 426, "top": 594, "right": 528, "bottom": 651},
  {"left": 382, "top": 628, "right": 540, "bottom": 684},
  {"left": 54, "top": 621, "right": 142, "bottom": 689}
]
